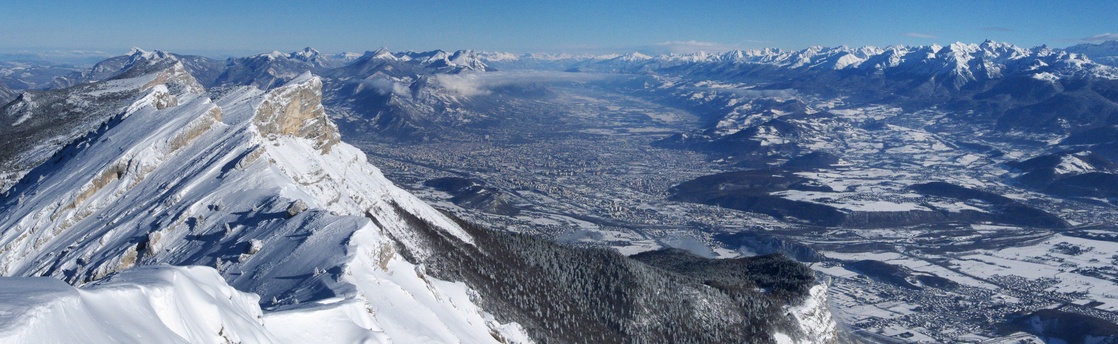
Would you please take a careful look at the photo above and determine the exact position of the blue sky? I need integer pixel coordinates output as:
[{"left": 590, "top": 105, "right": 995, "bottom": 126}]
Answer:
[{"left": 2, "top": 0, "right": 1115, "bottom": 57}]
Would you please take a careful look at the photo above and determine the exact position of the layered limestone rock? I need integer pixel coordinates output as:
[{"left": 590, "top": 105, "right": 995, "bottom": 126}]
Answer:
[{"left": 252, "top": 72, "right": 340, "bottom": 153}]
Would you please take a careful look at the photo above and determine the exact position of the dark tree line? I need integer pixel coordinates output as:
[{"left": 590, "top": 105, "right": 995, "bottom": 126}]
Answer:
[{"left": 386, "top": 202, "right": 818, "bottom": 344}]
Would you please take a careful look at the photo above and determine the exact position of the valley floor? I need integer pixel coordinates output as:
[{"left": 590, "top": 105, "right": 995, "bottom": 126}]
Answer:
[{"left": 347, "top": 82, "right": 1118, "bottom": 342}]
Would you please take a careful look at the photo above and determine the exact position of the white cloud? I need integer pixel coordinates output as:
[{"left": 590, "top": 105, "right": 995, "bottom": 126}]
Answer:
[
  {"left": 433, "top": 71, "right": 615, "bottom": 96},
  {"left": 541, "top": 40, "right": 750, "bottom": 56},
  {"left": 722, "top": 88, "right": 797, "bottom": 98},
  {"left": 688, "top": 86, "right": 797, "bottom": 99},
  {"left": 649, "top": 40, "right": 742, "bottom": 54},
  {"left": 360, "top": 77, "right": 410, "bottom": 97},
  {"left": 432, "top": 73, "right": 490, "bottom": 97},
  {"left": 1081, "top": 33, "right": 1118, "bottom": 43},
  {"left": 904, "top": 32, "right": 938, "bottom": 39}
]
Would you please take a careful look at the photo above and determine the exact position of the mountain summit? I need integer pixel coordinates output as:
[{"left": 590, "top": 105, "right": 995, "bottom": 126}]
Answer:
[
  {"left": 483, "top": 41, "right": 1118, "bottom": 90},
  {"left": 0, "top": 53, "right": 834, "bottom": 343},
  {"left": 0, "top": 57, "right": 529, "bottom": 342}
]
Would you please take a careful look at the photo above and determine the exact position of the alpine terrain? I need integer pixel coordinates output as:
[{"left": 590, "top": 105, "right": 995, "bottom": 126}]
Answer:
[
  {"left": 6, "top": 38, "right": 1118, "bottom": 343},
  {"left": 0, "top": 49, "right": 835, "bottom": 343}
]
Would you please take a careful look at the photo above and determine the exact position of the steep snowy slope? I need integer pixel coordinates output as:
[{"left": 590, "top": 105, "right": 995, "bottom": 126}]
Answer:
[
  {"left": 0, "top": 50, "right": 201, "bottom": 192},
  {"left": 0, "top": 266, "right": 277, "bottom": 343},
  {"left": 0, "top": 83, "right": 14, "bottom": 105},
  {"left": 0, "top": 59, "right": 528, "bottom": 342},
  {"left": 48, "top": 48, "right": 217, "bottom": 88},
  {"left": 0, "top": 51, "right": 838, "bottom": 343}
]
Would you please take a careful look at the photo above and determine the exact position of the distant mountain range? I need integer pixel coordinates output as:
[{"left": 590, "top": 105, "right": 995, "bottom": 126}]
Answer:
[
  {"left": 5, "top": 40, "right": 1118, "bottom": 343},
  {"left": 482, "top": 40, "right": 1117, "bottom": 80},
  {"left": 0, "top": 48, "right": 831, "bottom": 343},
  {"left": 5, "top": 41, "right": 1118, "bottom": 140},
  {"left": 1067, "top": 40, "right": 1118, "bottom": 66}
]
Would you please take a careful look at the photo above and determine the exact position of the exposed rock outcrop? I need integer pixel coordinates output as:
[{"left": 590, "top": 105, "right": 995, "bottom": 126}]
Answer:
[{"left": 252, "top": 72, "right": 340, "bottom": 153}]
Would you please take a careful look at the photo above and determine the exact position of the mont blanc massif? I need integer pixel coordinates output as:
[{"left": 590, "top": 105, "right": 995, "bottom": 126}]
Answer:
[{"left": 3, "top": 40, "right": 1118, "bottom": 343}]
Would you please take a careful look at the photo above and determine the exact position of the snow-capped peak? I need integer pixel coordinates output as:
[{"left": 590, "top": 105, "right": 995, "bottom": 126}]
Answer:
[
  {"left": 1065, "top": 40, "right": 1118, "bottom": 67},
  {"left": 478, "top": 51, "right": 520, "bottom": 62},
  {"left": 331, "top": 51, "right": 364, "bottom": 62},
  {"left": 119, "top": 48, "right": 178, "bottom": 71},
  {"left": 290, "top": 47, "right": 321, "bottom": 61},
  {"left": 249, "top": 48, "right": 330, "bottom": 67},
  {"left": 265, "top": 50, "right": 286, "bottom": 59},
  {"left": 368, "top": 46, "right": 395, "bottom": 60},
  {"left": 448, "top": 49, "right": 482, "bottom": 65},
  {"left": 124, "top": 47, "right": 174, "bottom": 62},
  {"left": 410, "top": 49, "right": 492, "bottom": 72},
  {"left": 127, "top": 46, "right": 147, "bottom": 56},
  {"left": 617, "top": 52, "right": 652, "bottom": 61},
  {"left": 0, "top": 64, "right": 514, "bottom": 342},
  {"left": 85, "top": 48, "right": 198, "bottom": 89},
  {"left": 529, "top": 41, "right": 1118, "bottom": 86}
]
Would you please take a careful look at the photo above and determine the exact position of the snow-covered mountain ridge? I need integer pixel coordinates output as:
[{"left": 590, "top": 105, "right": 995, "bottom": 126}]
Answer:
[
  {"left": 25, "top": 42, "right": 1111, "bottom": 144},
  {"left": 0, "top": 50, "right": 203, "bottom": 193},
  {"left": 0, "top": 52, "right": 835, "bottom": 343},
  {"left": 481, "top": 41, "right": 1118, "bottom": 87},
  {"left": 1067, "top": 40, "right": 1118, "bottom": 67},
  {"left": 0, "top": 55, "right": 524, "bottom": 342}
]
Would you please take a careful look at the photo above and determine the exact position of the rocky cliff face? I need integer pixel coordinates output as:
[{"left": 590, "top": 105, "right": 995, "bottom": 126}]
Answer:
[
  {"left": 252, "top": 72, "right": 340, "bottom": 153},
  {"left": 0, "top": 50, "right": 839, "bottom": 343},
  {"left": 0, "top": 50, "right": 204, "bottom": 193},
  {"left": 778, "top": 284, "right": 839, "bottom": 344},
  {"left": 0, "top": 59, "right": 527, "bottom": 343}
]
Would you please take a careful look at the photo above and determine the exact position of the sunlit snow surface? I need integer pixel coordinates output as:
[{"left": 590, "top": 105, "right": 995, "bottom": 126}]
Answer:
[
  {"left": 0, "top": 266, "right": 277, "bottom": 343},
  {"left": 0, "top": 62, "right": 526, "bottom": 343},
  {"left": 775, "top": 284, "right": 838, "bottom": 344}
]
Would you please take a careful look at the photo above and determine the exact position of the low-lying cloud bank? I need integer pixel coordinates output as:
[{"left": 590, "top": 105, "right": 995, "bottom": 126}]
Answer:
[
  {"left": 434, "top": 70, "right": 617, "bottom": 96},
  {"left": 361, "top": 77, "right": 411, "bottom": 97}
]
